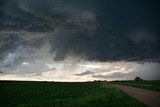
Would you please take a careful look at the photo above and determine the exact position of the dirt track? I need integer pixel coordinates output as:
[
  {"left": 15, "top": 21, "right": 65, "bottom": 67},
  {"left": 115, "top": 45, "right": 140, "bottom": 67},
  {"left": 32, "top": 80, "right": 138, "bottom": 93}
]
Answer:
[{"left": 112, "top": 84, "right": 160, "bottom": 107}]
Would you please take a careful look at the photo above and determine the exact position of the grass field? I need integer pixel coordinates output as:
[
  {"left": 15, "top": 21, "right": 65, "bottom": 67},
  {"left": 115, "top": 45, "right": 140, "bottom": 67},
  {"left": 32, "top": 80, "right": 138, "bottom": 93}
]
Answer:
[
  {"left": 0, "top": 81, "right": 146, "bottom": 107},
  {"left": 111, "top": 80, "right": 160, "bottom": 92}
]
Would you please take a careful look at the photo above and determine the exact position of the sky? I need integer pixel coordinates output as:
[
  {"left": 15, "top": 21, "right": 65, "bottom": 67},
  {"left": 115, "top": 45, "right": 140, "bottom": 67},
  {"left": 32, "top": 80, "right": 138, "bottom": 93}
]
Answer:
[{"left": 0, "top": 0, "right": 160, "bottom": 81}]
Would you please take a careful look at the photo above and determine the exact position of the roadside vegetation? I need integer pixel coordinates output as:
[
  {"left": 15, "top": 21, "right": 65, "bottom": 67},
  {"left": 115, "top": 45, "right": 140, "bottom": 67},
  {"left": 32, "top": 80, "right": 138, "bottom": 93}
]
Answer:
[{"left": 111, "top": 80, "right": 160, "bottom": 92}]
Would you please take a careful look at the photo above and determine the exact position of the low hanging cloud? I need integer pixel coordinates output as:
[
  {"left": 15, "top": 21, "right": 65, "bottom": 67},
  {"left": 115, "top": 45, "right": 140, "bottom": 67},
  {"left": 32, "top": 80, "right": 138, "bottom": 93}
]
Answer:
[
  {"left": 75, "top": 71, "right": 94, "bottom": 76},
  {"left": 0, "top": 61, "right": 159, "bottom": 81},
  {"left": 75, "top": 62, "right": 160, "bottom": 81},
  {"left": 92, "top": 72, "right": 128, "bottom": 79}
]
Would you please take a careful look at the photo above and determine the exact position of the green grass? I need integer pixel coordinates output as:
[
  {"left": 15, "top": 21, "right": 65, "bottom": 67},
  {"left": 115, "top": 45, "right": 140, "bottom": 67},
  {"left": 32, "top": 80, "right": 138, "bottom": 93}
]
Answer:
[
  {"left": 0, "top": 81, "right": 146, "bottom": 107},
  {"left": 111, "top": 80, "right": 160, "bottom": 92}
]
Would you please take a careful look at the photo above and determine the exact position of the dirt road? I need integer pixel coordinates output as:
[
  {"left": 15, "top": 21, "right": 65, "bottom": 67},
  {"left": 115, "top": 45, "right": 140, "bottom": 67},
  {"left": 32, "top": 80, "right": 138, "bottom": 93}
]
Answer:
[{"left": 112, "top": 84, "right": 160, "bottom": 107}]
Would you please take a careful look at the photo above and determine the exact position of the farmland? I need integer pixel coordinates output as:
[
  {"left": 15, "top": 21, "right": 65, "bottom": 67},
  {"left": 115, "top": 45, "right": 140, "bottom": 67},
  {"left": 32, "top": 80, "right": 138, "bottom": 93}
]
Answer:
[{"left": 0, "top": 81, "right": 146, "bottom": 107}]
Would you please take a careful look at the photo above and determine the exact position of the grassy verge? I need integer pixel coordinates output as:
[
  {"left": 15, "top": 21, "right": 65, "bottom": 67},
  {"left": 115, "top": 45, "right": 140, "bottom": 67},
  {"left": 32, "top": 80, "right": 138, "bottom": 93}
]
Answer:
[
  {"left": 0, "top": 81, "right": 146, "bottom": 107},
  {"left": 111, "top": 80, "right": 160, "bottom": 92}
]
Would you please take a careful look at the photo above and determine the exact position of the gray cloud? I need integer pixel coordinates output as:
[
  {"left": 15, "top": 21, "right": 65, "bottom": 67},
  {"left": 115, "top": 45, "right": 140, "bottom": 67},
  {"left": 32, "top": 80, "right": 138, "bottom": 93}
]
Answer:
[
  {"left": 91, "top": 62, "right": 160, "bottom": 80},
  {"left": 0, "top": 0, "right": 98, "bottom": 33},
  {"left": 0, "top": 0, "right": 160, "bottom": 65},
  {"left": 129, "top": 31, "right": 158, "bottom": 45},
  {"left": 75, "top": 71, "right": 94, "bottom": 76},
  {"left": 92, "top": 72, "right": 128, "bottom": 79},
  {"left": 0, "top": 0, "right": 160, "bottom": 81}
]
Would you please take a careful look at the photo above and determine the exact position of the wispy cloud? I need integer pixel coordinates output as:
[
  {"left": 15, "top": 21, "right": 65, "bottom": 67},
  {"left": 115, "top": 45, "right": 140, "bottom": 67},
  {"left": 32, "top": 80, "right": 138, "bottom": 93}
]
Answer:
[{"left": 75, "top": 71, "right": 94, "bottom": 76}]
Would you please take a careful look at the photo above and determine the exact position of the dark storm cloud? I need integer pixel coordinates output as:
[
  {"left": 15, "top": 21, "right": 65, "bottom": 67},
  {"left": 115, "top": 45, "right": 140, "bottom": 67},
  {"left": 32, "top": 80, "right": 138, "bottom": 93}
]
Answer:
[
  {"left": 0, "top": 0, "right": 160, "bottom": 63},
  {"left": 0, "top": 34, "right": 23, "bottom": 66},
  {"left": 0, "top": 32, "right": 49, "bottom": 67},
  {"left": 0, "top": 0, "right": 98, "bottom": 32}
]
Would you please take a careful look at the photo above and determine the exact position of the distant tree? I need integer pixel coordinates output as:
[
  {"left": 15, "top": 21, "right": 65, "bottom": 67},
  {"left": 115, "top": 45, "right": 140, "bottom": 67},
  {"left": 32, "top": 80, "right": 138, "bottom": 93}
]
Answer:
[
  {"left": 94, "top": 80, "right": 101, "bottom": 82},
  {"left": 135, "top": 77, "right": 143, "bottom": 81}
]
